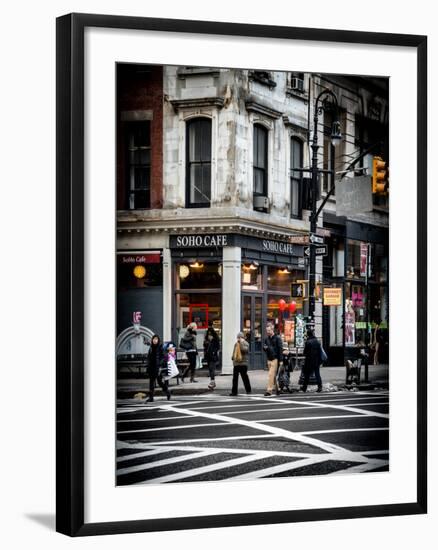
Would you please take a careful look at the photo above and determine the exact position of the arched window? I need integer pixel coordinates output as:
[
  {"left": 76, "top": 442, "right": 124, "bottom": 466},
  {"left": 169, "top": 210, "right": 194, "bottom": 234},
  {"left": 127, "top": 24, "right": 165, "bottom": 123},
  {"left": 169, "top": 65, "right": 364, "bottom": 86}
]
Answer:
[
  {"left": 186, "top": 118, "right": 212, "bottom": 207},
  {"left": 253, "top": 124, "right": 268, "bottom": 198},
  {"left": 290, "top": 137, "right": 303, "bottom": 219}
]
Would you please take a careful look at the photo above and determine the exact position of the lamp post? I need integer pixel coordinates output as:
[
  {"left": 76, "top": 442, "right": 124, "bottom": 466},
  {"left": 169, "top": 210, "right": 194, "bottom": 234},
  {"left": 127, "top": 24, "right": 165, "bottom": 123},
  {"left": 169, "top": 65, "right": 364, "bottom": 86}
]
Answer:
[{"left": 308, "top": 89, "right": 342, "bottom": 326}]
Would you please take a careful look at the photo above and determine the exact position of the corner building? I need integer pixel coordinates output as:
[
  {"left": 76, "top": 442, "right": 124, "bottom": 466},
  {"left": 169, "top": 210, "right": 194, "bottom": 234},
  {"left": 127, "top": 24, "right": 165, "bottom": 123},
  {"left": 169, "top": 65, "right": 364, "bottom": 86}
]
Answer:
[{"left": 116, "top": 65, "right": 388, "bottom": 372}]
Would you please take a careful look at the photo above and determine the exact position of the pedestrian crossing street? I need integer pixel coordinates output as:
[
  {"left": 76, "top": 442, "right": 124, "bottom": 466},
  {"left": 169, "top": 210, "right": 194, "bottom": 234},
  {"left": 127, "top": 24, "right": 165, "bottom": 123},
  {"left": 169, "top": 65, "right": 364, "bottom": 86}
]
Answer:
[{"left": 116, "top": 391, "right": 389, "bottom": 485}]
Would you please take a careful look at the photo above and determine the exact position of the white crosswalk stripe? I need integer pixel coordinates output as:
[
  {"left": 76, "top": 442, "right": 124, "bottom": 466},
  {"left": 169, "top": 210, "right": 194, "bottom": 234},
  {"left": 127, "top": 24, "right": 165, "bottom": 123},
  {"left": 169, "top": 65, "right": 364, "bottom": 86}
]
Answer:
[{"left": 117, "top": 391, "right": 389, "bottom": 484}]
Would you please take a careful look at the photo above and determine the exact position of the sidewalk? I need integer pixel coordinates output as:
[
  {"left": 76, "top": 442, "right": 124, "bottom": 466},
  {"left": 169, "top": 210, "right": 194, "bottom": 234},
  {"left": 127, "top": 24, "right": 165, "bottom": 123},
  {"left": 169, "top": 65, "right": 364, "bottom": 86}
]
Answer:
[{"left": 117, "top": 364, "right": 389, "bottom": 399}]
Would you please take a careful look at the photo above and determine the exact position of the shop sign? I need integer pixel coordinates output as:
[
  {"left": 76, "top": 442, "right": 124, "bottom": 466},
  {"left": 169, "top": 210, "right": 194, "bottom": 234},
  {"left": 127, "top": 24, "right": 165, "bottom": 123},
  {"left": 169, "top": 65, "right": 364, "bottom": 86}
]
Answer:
[
  {"left": 119, "top": 253, "right": 161, "bottom": 264},
  {"left": 323, "top": 287, "right": 342, "bottom": 306},
  {"left": 173, "top": 234, "right": 228, "bottom": 248},
  {"left": 261, "top": 239, "right": 296, "bottom": 255},
  {"left": 171, "top": 233, "right": 303, "bottom": 256}
]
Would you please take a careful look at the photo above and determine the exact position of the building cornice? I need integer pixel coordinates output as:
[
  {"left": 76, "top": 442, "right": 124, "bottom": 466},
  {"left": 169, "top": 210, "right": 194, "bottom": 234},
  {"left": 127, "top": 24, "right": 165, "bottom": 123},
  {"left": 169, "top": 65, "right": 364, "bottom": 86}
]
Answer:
[
  {"left": 117, "top": 207, "right": 309, "bottom": 241},
  {"left": 245, "top": 99, "right": 283, "bottom": 120},
  {"left": 170, "top": 97, "right": 225, "bottom": 111}
]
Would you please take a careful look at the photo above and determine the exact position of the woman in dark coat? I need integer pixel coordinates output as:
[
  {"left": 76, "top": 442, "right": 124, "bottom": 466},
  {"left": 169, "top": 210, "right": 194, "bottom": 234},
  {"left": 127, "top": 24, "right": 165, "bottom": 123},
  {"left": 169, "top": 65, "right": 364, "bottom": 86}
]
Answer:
[
  {"left": 180, "top": 323, "right": 198, "bottom": 383},
  {"left": 146, "top": 334, "right": 170, "bottom": 402},
  {"left": 204, "top": 326, "right": 220, "bottom": 390}
]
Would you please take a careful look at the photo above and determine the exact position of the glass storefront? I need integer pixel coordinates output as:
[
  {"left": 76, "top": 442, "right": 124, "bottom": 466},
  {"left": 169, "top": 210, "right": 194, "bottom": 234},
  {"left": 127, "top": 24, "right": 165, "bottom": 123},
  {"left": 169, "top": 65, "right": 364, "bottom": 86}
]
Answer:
[
  {"left": 174, "top": 261, "right": 222, "bottom": 348},
  {"left": 175, "top": 260, "right": 306, "bottom": 345}
]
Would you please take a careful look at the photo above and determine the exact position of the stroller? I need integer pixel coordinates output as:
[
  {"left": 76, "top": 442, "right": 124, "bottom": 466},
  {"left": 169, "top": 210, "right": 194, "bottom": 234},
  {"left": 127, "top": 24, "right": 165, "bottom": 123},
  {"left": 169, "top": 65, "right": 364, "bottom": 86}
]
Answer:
[{"left": 277, "top": 347, "right": 294, "bottom": 392}]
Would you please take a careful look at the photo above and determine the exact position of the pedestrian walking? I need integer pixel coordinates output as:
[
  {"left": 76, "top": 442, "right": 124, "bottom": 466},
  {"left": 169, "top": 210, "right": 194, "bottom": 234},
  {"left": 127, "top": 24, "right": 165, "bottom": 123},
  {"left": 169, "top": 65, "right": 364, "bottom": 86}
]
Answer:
[
  {"left": 146, "top": 334, "right": 171, "bottom": 402},
  {"left": 301, "top": 328, "right": 324, "bottom": 393},
  {"left": 204, "top": 325, "right": 220, "bottom": 390},
  {"left": 179, "top": 322, "right": 198, "bottom": 383},
  {"left": 277, "top": 339, "right": 292, "bottom": 392},
  {"left": 263, "top": 324, "right": 283, "bottom": 396},
  {"left": 373, "top": 319, "right": 385, "bottom": 365},
  {"left": 230, "top": 332, "right": 251, "bottom": 396}
]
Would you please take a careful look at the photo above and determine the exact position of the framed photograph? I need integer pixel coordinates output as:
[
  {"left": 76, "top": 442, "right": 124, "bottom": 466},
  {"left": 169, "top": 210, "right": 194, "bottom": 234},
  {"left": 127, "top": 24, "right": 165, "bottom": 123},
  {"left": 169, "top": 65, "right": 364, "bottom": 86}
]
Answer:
[{"left": 56, "top": 13, "right": 427, "bottom": 537}]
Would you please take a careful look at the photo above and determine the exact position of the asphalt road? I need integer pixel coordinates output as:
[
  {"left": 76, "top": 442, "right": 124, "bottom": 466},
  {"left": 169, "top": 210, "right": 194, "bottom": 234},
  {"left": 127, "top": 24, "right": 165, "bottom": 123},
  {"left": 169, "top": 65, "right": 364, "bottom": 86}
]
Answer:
[{"left": 116, "top": 391, "right": 389, "bottom": 485}]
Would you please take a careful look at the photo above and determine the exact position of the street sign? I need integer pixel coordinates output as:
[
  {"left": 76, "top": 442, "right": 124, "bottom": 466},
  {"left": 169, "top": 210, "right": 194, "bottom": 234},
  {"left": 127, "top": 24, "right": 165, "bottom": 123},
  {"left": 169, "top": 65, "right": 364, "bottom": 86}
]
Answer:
[
  {"left": 288, "top": 234, "right": 309, "bottom": 244},
  {"left": 304, "top": 244, "right": 327, "bottom": 257},
  {"left": 315, "top": 245, "right": 328, "bottom": 256},
  {"left": 309, "top": 233, "right": 324, "bottom": 244}
]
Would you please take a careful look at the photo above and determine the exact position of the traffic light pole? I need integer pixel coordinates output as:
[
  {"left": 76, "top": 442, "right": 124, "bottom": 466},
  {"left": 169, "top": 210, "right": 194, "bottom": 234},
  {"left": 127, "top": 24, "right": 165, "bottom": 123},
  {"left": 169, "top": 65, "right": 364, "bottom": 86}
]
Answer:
[{"left": 308, "top": 89, "right": 340, "bottom": 325}]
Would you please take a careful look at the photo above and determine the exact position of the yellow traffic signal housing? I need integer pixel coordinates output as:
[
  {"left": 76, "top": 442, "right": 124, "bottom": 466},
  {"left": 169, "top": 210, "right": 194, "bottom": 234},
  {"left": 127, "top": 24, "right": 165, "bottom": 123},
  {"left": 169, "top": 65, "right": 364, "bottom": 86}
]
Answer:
[{"left": 372, "top": 156, "right": 388, "bottom": 194}]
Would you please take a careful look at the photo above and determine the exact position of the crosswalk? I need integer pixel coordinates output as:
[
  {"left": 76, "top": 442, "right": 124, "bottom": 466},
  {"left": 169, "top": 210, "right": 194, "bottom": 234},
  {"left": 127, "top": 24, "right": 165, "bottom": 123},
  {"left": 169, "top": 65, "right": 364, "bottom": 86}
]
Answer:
[{"left": 116, "top": 391, "right": 389, "bottom": 485}]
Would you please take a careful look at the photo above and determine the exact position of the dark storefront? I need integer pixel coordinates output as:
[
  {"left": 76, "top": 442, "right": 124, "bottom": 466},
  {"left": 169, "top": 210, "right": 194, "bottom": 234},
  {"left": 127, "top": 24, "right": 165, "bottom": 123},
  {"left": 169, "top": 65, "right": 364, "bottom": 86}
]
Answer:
[{"left": 323, "top": 214, "right": 389, "bottom": 366}]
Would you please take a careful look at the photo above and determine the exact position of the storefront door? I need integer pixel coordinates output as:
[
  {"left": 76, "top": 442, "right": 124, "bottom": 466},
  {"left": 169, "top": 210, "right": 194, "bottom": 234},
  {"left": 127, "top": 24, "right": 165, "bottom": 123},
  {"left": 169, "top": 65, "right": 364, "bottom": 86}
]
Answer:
[{"left": 242, "top": 294, "right": 264, "bottom": 370}]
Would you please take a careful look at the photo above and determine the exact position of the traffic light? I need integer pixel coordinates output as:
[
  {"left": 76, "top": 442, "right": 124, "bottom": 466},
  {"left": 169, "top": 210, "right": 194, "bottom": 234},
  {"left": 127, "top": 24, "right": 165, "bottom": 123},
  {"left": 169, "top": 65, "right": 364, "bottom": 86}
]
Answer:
[
  {"left": 291, "top": 282, "right": 304, "bottom": 298},
  {"left": 372, "top": 156, "right": 388, "bottom": 194}
]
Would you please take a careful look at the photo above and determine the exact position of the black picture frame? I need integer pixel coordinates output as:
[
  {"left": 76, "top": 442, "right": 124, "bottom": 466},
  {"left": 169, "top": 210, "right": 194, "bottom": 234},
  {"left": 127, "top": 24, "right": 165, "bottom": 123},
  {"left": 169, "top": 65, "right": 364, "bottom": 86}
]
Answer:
[{"left": 56, "top": 12, "right": 427, "bottom": 537}]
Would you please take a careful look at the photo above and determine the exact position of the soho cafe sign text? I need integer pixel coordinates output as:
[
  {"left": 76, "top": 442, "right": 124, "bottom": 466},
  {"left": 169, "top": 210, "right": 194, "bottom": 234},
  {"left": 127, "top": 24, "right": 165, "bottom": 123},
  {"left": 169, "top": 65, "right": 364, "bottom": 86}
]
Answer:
[{"left": 171, "top": 234, "right": 302, "bottom": 256}]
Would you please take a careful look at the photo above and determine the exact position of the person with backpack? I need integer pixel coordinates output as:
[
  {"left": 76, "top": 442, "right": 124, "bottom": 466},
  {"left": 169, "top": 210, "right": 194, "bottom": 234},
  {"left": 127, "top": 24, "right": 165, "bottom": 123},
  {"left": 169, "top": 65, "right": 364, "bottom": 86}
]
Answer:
[
  {"left": 179, "top": 323, "right": 198, "bottom": 383},
  {"left": 263, "top": 324, "right": 283, "bottom": 396},
  {"left": 146, "top": 334, "right": 171, "bottom": 402},
  {"left": 301, "top": 328, "right": 324, "bottom": 393}
]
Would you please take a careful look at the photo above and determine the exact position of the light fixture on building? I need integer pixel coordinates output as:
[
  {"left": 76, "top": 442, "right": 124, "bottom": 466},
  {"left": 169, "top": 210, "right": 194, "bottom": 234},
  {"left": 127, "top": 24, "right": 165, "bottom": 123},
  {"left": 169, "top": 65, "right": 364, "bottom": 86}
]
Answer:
[
  {"left": 189, "top": 261, "right": 204, "bottom": 269},
  {"left": 331, "top": 120, "right": 342, "bottom": 147},
  {"left": 278, "top": 267, "right": 290, "bottom": 274},
  {"left": 179, "top": 264, "right": 190, "bottom": 279},
  {"left": 133, "top": 265, "right": 147, "bottom": 279},
  {"left": 249, "top": 261, "right": 259, "bottom": 270},
  {"left": 218, "top": 264, "right": 222, "bottom": 277}
]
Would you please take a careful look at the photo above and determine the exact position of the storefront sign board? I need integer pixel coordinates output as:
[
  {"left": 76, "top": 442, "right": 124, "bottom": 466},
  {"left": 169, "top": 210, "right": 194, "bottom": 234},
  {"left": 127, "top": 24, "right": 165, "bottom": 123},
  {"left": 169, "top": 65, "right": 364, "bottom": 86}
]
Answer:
[{"left": 323, "top": 287, "right": 342, "bottom": 306}]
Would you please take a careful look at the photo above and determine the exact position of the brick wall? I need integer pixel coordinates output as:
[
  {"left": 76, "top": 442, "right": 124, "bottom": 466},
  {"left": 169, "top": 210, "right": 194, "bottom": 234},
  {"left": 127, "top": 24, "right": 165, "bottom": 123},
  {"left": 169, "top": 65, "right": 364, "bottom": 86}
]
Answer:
[{"left": 117, "top": 64, "right": 163, "bottom": 210}]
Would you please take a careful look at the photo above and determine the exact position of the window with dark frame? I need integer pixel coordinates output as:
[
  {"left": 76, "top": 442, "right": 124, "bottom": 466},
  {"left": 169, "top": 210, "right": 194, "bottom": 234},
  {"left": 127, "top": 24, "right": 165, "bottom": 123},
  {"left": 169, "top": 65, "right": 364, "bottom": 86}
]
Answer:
[
  {"left": 186, "top": 118, "right": 212, "bottom": 207},
  {"left": 290, "top": 137, "right": 303, "bottom": 218},
  {"left": 126, "top": 121, "right": 151, "bottom": 209},
  {"left": 253, "top": 124, "right": 268, "bottom": 198}
]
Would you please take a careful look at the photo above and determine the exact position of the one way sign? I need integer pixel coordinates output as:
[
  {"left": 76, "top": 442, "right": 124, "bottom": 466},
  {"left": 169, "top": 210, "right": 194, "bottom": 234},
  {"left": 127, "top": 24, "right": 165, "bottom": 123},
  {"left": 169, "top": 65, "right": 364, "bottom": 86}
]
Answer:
[
  {"left": 309, "top": 233, "right": 324, "bottom": 244},
  {"left": 304, "top": 245, "right": 328, "bottom": 257}
]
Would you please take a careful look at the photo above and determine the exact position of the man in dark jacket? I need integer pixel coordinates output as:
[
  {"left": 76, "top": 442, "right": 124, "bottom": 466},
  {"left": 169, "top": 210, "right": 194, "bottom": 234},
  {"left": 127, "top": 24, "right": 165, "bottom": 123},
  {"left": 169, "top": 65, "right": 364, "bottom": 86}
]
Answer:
[
  {"left": 301, "top": 328, "right": 323, "bottom": 393},
  {"left": 263, "top": 324, "right": 283, "bottom": 396}
]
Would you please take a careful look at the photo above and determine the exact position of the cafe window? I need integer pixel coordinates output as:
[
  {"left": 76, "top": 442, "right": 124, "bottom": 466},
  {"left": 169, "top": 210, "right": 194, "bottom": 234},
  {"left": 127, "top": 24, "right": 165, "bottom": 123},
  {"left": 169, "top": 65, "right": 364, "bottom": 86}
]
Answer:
[
  {"left": 126, "top": 121, "right": 151, "bottom": 209},
  {"left": 241, "top": 262, "right": 262, "bottom": 290},
  {"left": 267, "top": 266, "right": 303, "bottom": 293},
  {"left": 266, "top": 295, "right": 304, "bottom": 344},
  {"left": 175, "top": 293, "right": 222, "bottom": 343},
  {"left": 176, "top": 261, "right": 222, "bottom": 290},
  {"left": 174, "top": 261, "right": 222, "bottom": 345},
  {"left": 186, "top": 117, "right": 212, "bottom": 207}
]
